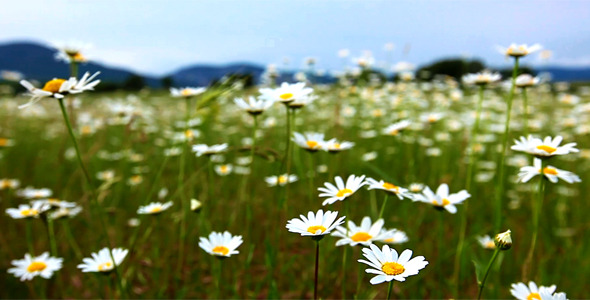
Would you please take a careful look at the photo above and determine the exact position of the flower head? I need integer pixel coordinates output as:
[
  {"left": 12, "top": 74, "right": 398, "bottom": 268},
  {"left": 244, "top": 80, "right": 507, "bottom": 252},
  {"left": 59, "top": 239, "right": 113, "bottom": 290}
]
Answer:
[
  {"left": 332, "top": 217, "right": 387, "bottom": 247},
  {"left": 199, "top": 231, "right": 243, "bottom": 258},
  {"left": 77, "top": 248, "right": 128, "bottom": 273},
  {"left": 214, "top": 164, "right": 233, "bottom": 176},
  {"left": 358, "top": 244, "right": 428, "bottom": 284},
  {"left": 318, "top": 175, "right": 366, "bottom": 206},
  {"left": 517, "top": 158, "right": 581, "bottom": 184},
  {"left": 259, "top": 82, "right": 313, "bottom": 104},
  {"left": 511, "top": 135, "right": 579, "bottom": 158},
  {"left": 510, "top": 281, "right": 557, "bottom": 300},
  {"left": 19, "top": 72, "right": 100, "bottom": 109},
  {"left": 415, "top": 183, "right": 470, "bottom": 213},
  {"left": 6, "top": 202, "right": 50, "bottom": 219},
  {"left": 498, "top": 43, "right": 543, "bottom": 58},
  {"left": 16, "top": 187, "right": 52, "bottom": 199},
  {"left": 462, "top": 71, "right": 501, "bottom": 86},
  {"left": 292, "top": 132, "right": 326, "bottom": 152},
  {"left": 53, "top": 41, "right": 91, "bottom": 63},
  {"left": 170, "top": 87, "right": 206, "bottom": 98},
  {"left": 265, "top": 174, "right": 298, "bottom": 187},
  {"left": 378, "top": 228, "right": 409, "bottom": 244},
  {"left": 382, "top": 120, "right": 411, "bottom": 136},
  {"left": 323, "top": 138, "right": 354, "bottom": 153},
  {"left": 364, "top": 178, "right": 413, "bottom": 200},
  {"left": 8, "top": 252, "right": 63, "bottom": 281},
  {"left": 137, "top": 201, "right": 173, "bottom": 215},
  {"left": 477, "top": 235, "right": 496, "bottom": 250},
  {"left": 234, "top": 96, "right": 274, "bottom": 115},
  {"left": 515, "top": 74, "right": 540, "bottom": 88},
  {"left": 192, "top": 143, "right": 228, "bottom": 157},
  {"left": 495, "top": 229, "right": 512, "bottom": 250},
  {"left": 286, "top": 209, "right": 345, "bottom": 239},
  {"left": 0, "top": 179, "right": 20, "bottom": 190}
]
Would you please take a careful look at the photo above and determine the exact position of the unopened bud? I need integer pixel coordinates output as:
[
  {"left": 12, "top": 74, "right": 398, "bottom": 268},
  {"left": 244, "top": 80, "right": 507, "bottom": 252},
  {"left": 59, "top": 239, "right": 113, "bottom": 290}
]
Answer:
[
  {"left": 494, "top": 229, "right": 512, "bottom": 250},
  {"left": 190, "top": 199, "right": 202, "bottom": 213}
]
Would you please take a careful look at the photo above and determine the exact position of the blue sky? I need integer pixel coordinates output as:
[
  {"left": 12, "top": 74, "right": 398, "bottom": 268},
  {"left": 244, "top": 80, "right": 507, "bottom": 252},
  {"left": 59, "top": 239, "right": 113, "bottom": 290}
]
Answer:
[{"left": 2, "top": 0, "right": 590, "bottom": 76}]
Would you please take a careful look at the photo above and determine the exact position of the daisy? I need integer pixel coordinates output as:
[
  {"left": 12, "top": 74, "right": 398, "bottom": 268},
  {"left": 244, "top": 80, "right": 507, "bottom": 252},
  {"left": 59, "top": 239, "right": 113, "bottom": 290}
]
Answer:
[
  {"left": 515, "top": 74, "right": 540, "bottom": 88},
  {"left": 53, "top": 40, "right": 91, "bottom": 63},
  {"left": 199, "top": 231, "right": 243, "bottom": 258},
  {"left": 510, "top": 281, "right": 556, "bottom": 300},
  {"left": 8, "top": 252, "right": 63, "bottom": 281},
  {"left": 288, "top": 94, "right": 317, "bottom": 109},
  {"left": 96, "top": 170, "right": 116, "bottom": 181},
  {"left": 6, "top": 202, "right": 50, "bottom": 219},
  {"left": 517, "top": 158, "right": 581, "bottom": 184},
  {"left": 378, "top": 228, "right": 409, "bottom": 245},
  {"left": 358, "top": 244, "right": 428, "bottom": 284},
  {"left": 234, "top": 96, "right": 275, "bottom": 115},
  {"left": 0, "top": 178, "right": 20, "bottom": 190},
  {"left": 462, "top": 71, "right": 501, "bottom": 86},
  {"left": 137, "top": 201, "right": 173, "bottom": 215},
  {"left": 511, "top": 135, "right": 579, "bottom": 158},
  {"left": 77, "top": 247, "right": 128, "bottom": 273},
  {"left": 170, "top": 87, "right": 206, "bottom": 98},
  {"left": 323, "top": 138, "right": 355, "bottom": 153},
  {"left": 292, "top": 132, "right": 326, "bottom": 152},
  {"left": 420, "top": 112, "right": 444, "bottom": 124},
  {"left": 415, "top": 183, "right": 470, "bottom": 214},
  {"left": 539, "top": 289, "right": 567, "bottom": 300},
  {"left": 286, "top": 209, "right": 345, "bottom": 239},
  {"left": 19, "top": 72, "right": 100, "bottom": 109},
  {"left": 49, "top": 206, "right": 83, "bottom": 219},
  {"left": 497, "top": 43, "right": 542, "bottom": 57},
  {"left": 476, "top": 235, "right": 496, "bottom": 250},
  {"left": 192, "top": 143, "right": 228, "bottom": 157},
  {"left": 31, "top": 199, "right": 77, "bottom": 209},
  {"left": 17, "top": 187, "right": 53, "bottom": 199},
  {"left": 332, "top": 217, "right": 387, "bottom": 247},
  {"left": 214, "top": 164, "right": 233, "bottom": 176},
  {"left": 265, "top": 174, "right": 298, "bottom": 187},
  {"left": 0, "top": 138, "right": 16, "bottom": 147},
  {"left": 364, "top": 178, "right": 413, "bottom": 200},
  {"left": 382, "top": 120, "right": 411, "bottom": 136},
  {"left": 259, "top": 82, "right": 313, "bottom": 104},
  {"left": 318, "top": 175, "right": 366, "bottom": 206},
  {"left": 191, "top": 199, "right": 203, "bottom": 212}
]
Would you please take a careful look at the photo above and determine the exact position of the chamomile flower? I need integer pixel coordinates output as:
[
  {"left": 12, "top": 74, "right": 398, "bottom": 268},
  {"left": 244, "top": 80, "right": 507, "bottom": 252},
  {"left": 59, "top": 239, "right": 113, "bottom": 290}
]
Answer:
[
  {"left": 17, "top": 187, "right": 52, "bottom": 199},
  {"left": 462, "top": 71, "right": 501, "bottom": 86},
  {"left": 477, "top": 235, "right": 496, "bottom": 250},
  {"left": 199, "top": 231, "right": 243, "bottom": 258},
  {"left": 49, "top": 206, "right": 83, "bottom": 219},
  {"left": 515, "top": 74, "right": 540, "bottom": 87},
  {"left": 214, "top": 164, "right": 233, "bottom": 176},
  {"left": 332, "top": 217, "right": 386, "bottom": 247},
  {"left": 539, "top": 289, "right": 567, "bottom": 300},
  {"left": 364, "top": 178, "right": 413, "bottom": 200},
  {"left": 378, "top": 228, "right": 409, "bottom": 244},
  {"left": 323, "top": 138, "right": 355, "bottom": 153},
  {"left": 96, "top": 170, "right": 116, "bottom": 181},
  {"left": 415, "top": 183, "right": 470, "bottom": 214},
  {"left": 358, "top": 244, "right": 428, "bottom": 284},
  {"left": 137, "top": 201, "right": 173, "bottom": 215},
  {"left": 170, "top": 87, "right": 206, "bottom": 98},
  {"left": 77, "top": 247, "right": 128, "bottom": 273},
  {"left": 19, "top": 72, "right": 100, "bottom": 109},
  {"left": 0, "top": 138, "right": 16, "bottom": 147},
  {"left": 53, "top": 40, "right": 91, "bottom": 63},
  {"left": 31, "top": 199, "right": 76, "bottom": 209},
  {"left": 8, "top": 252, "right": 63, "bottom": 281},
  {"left": 318, "top": 175, "right": 366, "bottom": 206},
  {"left": 190, "top": 199, "right": 203, "bottom": 212},
  {"left": 6, "top": 202, "right": 50, "bottom": 219},
  {"left": 0, "top": 178, "right": 20, "bottom": 190},
  {"left": 510, "top": 281, "right": 556, "bottom": 300},
  {"left": 292, "top": 132, "right": 326, "bottom": 152},
  {"left": 234, "top": 96, "right": 275, "bottom": 115},
  {"left": 497, "top": 43, "right": 542, "bottom": 57},
  {"left": 517, "top": 158, "right": 581, "bottom": 184},
  {"left": 192, "top": 143, "right": 228, "bottom": 157},
  {"left": 265, "top": 174, "right": 298, "bottom": 187},
  {"left": 286, "top": 209, "right": 345, "bottom": 239},
  {"left": 511, "top": 135, "right": 579, "bottom": 158},
  {"left": 259, "top": 82, "right": 313, "bottom": 104},
  {"left": 382, "top": 120, "right": 411, "bottom": 136}
]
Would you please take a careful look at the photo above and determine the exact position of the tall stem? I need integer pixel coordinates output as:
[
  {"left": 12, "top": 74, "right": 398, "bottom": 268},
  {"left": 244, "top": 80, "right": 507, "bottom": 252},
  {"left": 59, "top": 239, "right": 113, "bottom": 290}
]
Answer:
[
  {"left": 494, "top": 57, "right": 519, "bottom": 231},
  {"left": 387, "top": 280, "right": 394, "bottom": 300},
  {"left": 522, "top": 87, "right": 529, "bottom": 136},
  {"left": 175, "top": 97, "right": 191, "bottom": 282},
  {"left": 453, "top": 85, "right": 485, "bottom": 296},
  {"left": 522, "top": 161, "right": 546, "bottom": 280},
  {"left": 26, "top": 219, "right": 34, "bottom": 255},
  {"left": 314, "top": 241, "right": 320, "bottom": 300},
  {"left": 477, "top": 248, "right": 500, "bottom": 300},
  {"left": 378, "top": 194, "right": 389, "bottom": 220}
]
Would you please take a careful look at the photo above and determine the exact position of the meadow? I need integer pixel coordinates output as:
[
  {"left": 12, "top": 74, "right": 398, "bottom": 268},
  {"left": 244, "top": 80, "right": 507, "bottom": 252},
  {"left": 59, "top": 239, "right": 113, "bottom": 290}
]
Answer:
[{"left": 1, "top": 48, "right": 589, "bottom": 299}]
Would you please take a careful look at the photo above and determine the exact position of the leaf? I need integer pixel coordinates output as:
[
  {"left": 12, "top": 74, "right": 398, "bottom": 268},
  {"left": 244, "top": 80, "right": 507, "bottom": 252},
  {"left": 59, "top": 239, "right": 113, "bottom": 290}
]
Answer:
[{"left": 472, "top": 259, "right": 485, "bottom": 285}]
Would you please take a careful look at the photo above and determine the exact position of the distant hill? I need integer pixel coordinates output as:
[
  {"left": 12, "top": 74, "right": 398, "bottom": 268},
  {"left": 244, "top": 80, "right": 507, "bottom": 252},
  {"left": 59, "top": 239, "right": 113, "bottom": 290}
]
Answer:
[{"left": 536, "top": 66, "right": 590, "bottom": 82}]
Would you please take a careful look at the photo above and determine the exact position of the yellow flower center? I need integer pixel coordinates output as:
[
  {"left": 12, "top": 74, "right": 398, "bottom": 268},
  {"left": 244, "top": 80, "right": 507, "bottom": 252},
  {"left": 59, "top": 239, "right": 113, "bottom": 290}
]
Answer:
[
  {"left": 181, "top": 89, "right": 192, "bottom": 96},
  {"left": 485, "top": 241, "right": 495, "bottom": 249},
  {"left": 536, "top": 145, "right": 556, "bottom": 154},
  {"left": 278, "top": 175, "right": 287, "bottom": 184},
  {"left": 150, "top": 206, "right": 163, "bottom": 213},
  {"left": 220, "top": 165, "right": 228, "bottom": 173},
  {"left": 542, "top": 167, "right": 558, "bottom": 175},
  {"left": 21, "top": 209, "right": 39, "bottom": 217},
  {"left": 336, "top": 188, "right": 353, "bottom": 198},
  {"left": 27, "top": 261, "right": 47, "bottom": 273},
  {"left": 332, "top": 143, "right": 341, "bottom": 149},
  {"left": 42, "top": 79, "right": 67, "bottom": 93},
  {"left": 98, "top": 262, "right": 113, "bottom": 272},
  {"left": 307, "top": 225, "right": 327, "bottom": 234},
  {"left": 131, "top": 175, "right": 142, "bottom": 183},
  {"left": 81, "top": 125, "right": 92, "bottom": 135},
  {"left": 279, "top": 93, "right": 294, "bottom": 100},
  {"left": 306, "top": 141, "right": 319, "bottom": 149},
  {"left": 381, "top": 262, "right": 405, "bottom": 276},
  {"left": 432, "top": 198, "right": 450, "bottom": 206},
  {"left": 384, "top": 237, "right": 395, "bottom": 243},
  {"left": 351, "top": 232, "right": 372, "bottom": 242},
  {"left": 428, "top": 116, "right": 437, "bottom": 123},
  {"left": 72, "top": 52, "right": 86, "bottom": 62},
  {"left": 212, "top": 246, "right": 230, "bottom": 256},
  {"left": 382, "top": 182, "right": 398, "bottom": 191},
  {"left": 0, "top": 138, "right": 8, "bottom": 146},
  {"left": 389, "top": 129, "right": 399, "bottom": 136},
  {"left": 185, "top": 130, "right": 194, "bottom": 138},
  {"left": 527, "top": 292, "right": 541, "bottom": 300}
]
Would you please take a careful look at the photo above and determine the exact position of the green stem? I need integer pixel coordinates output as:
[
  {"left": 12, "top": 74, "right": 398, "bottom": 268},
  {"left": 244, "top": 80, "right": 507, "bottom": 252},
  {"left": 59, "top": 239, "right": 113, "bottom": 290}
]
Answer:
[
  {"left": 307, "top": 153, "right": 315, "bottom": 204},
  {"left": 26, "top": 219, "right": 34, "bottom": 255},
  {"left": 378, "top": 194, "right": 389, "bottom": 220},
  {"left": 46, "top": 218, "right": 58, "bottom": 256},
  {"left": 58, "top": 98, "right": 92, "bottom": 186},
  {"left": 314, "top": 241, "right": 320, "bottom": 300},
  {"left": 494, "top": 57, "right": 519, "bottom": 232},
  {"left": 63, "top": 220, "right": 83, "bottom": 260},
  {"left": 341, "top": 201, "right": 350, "bottom": 298},
  {"left": 69, "top": 61, "right": 79, "bottom": 78},
  {"left": 522, "top": 87, "right": 529, "bottom": 136},
  {"left": 477, "top": 248, "right": 501, "bottom": 300},
  {"left": 452, "top": 85, "right": 485, "bottom": 296},
  {"left": 176, "top": 97, "right": 191, "bottom": 287},
  {"left": 523, "top": 161, "right": 546, "bottom": 280},
  {"left": 387, "top": 280, "right": 394, "bottom": 300}
]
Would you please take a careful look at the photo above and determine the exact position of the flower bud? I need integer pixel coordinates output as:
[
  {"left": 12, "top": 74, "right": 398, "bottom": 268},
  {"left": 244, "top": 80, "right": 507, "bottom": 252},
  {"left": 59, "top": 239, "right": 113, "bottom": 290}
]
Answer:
[
  {"left": 494, "top": 229, "right": 512, "bottom": 250},
  {"left": 190, "top": 199, "right": 202, "bottom": 213}
]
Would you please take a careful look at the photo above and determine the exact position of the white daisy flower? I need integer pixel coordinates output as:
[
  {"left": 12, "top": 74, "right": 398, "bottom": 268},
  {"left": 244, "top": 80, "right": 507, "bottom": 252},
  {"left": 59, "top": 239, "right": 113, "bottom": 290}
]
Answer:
[
  {"left": 5, "top": 202, "right": 50, "bottom": 219},
  {"left": 49, "top": 206, "right": 83, "bottom": 219},
  {"left": 476, "top": 235, "right": 496, "bottom": 250},
  {"left": 497, "top": 43, "right": 542, "bottom": 57},
  {"left": 170, "top": 87, "right": 206, "bottom": 98},
  {"left": 259, "top": 82, "right": 313, "bottom": 104},
  {"left": 318, "top": 175, "right": 367, "bottom": 206},
  {"left": 286, "top": 209, "right": 345, "bottom": 239},
  {"left": 323, "top": 138, "right": 354, "bottom": 153},
  {"left": 515, "top": 74, "right": 540, "bottom": 87},
  {"left": 77, "top": 247, "right": 128, "bottom": 273},
  {"left": 0, "top": 178, "right": 20, "bottom": 190},
  {"left": 214, "top": 164, "right": 233, "bottom": 176},
  {"left": 53, "top": 40, "right": 91, "bottom": 63},
  {"left": 539, "top": 289, "right": 567, "bottom": 300},
  {"left": 16, "top": 187, "right": 53, "bottom": 199},
  {"left": 415, "top": 183, "right": 470, "bottom": 214},
  {"left": 137, "top": 201, "right": 173, "bottom": 215},
  {"left": 96, "top": 170, "right": 116, "bottom": 181},
  {"left": 31, "top": 199, "right": 77, "bottom": 209},
  {"left": 378, "top": 228, "right": 409, "bottom": 244},
  {"left": 234, "top": 96, "right": 274, "bottom": 115},
  {"left": 0, "top": 138, "right": 16, "bottom": 147},
  {"left": 199, "top": 231, "right": 243, "bottom": 258},
  {"left": 364, "top": 178, "right": 413, "bottom": 200},
  {"left": 510, "top": 281, "right": 557, "bottom": 300},
  {"left": 19, "top": 72, "right": 100, "bottom": 109},
  {"left": 332, "top": 217, "right": 387, "bottom": 247},
  {"left": 382, "top": 120, "right": 411, "bottom": 136},
  {"left": 511, "top": 135, "right": 579, "bottom": 158},
  {"left": 8, "top": 252, "right": 63, "bottom": 281},
  {"left": 420, "top": 112, "right": 444, "bottom": 123},
  {"left": 265, "top": 174, "right": 298, "bottom": 187},
  {"left": 517, "top": 158, "right": 581, "bottom": 184},
  {"left": 462, "top": 71, "right": 501, "bottom": 85},
  {"left": 192, "top": 143, "right": 228, "bottom": 157},
  {"left": 292, "top": 132, "right": 326, "bottom": 152},
  {"left": 70, "top": 71, "right": 101, "bottom": 93},
  {"left": 288, "top": 94, "right": 317, "bottom": 109},
  {"left": 358, "top": 244, "right": 428, "bottom": 284}
]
